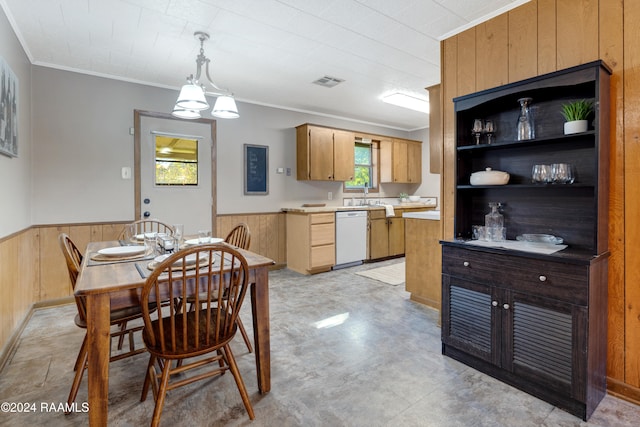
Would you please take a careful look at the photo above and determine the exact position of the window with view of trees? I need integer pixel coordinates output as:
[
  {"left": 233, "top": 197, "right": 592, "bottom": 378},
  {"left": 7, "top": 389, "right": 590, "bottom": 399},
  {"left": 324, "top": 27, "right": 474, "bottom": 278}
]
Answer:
[
  {"left": 154, "top": 135, "right": 198, "bottom": 186},
  {"left": 345, "top": 141, "right": 377, "bottom": 190}
]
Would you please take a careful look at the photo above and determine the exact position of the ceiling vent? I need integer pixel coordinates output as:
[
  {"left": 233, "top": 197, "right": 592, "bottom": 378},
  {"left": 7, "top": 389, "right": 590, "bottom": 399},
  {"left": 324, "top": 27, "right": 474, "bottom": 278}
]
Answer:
[{"left": 312, "top": 76, "right": 345, "bottom": 88}]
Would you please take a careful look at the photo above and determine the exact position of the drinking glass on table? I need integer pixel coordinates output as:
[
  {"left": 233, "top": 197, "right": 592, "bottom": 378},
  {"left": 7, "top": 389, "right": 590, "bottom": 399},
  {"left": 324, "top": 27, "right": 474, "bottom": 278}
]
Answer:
[
  {"left": 121, "top": 223, "right": 136, "bottom": 244},
  {"left": 144, "top": 233, "right": 158, "bottom": 254},
  {"left": 173, "top": 224, "right": 184, "bottom": 246},
  {"left": 198, "top": 230, "right": 211, "bottom": 244}
]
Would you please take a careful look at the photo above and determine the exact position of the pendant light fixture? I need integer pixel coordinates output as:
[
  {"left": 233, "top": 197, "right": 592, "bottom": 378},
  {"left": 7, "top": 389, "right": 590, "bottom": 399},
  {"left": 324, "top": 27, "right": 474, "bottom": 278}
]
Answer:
[{"left": 172, "top": 31, "right": 239, "bottom": 119}]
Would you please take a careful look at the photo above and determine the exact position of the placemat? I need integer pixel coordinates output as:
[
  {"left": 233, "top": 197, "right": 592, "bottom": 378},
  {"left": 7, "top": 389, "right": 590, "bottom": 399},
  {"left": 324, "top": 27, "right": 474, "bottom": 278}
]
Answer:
[{"left": 88, "top": 247, "right": 155, "bottom": 266}]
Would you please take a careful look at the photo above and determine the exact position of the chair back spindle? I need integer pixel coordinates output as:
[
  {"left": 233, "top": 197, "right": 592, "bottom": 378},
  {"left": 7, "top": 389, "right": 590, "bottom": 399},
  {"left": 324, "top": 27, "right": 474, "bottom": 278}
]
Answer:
[{"left": 141, "top": 245, "right": 249, "bottom": 357}]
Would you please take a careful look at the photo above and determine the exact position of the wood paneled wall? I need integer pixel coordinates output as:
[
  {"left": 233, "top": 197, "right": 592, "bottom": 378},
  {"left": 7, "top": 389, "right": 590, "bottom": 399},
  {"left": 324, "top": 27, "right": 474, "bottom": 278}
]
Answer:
[
  {"left": 0, "top": 229, "right": 38, "bottom": 368},
  {"left": 0, "top": 213, "right": 286, "bottom": 364},
  {"left": 439, "top": 0, "right": 638, "bottom": 403},
  {"left": 216, "top": 212, "right": 287, "bottom": 268}
]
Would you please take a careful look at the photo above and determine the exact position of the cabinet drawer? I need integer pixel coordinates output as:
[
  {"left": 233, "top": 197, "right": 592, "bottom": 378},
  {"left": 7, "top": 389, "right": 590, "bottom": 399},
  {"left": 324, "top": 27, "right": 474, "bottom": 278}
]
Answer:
[
  {"left": 311, "top": 223, "right": 335, "bottom": 246},
  {"left": 311, "top": 244, "right": 335, "bottom": 268},
  {"left": 310, "top": 213, "right": 334, "bottom": 224},
  {"left": 442, "top": 246, "right": 588, "bottom": 304},
  {"left": 369, "top": 210, "right": 386, "bottom": 220}
]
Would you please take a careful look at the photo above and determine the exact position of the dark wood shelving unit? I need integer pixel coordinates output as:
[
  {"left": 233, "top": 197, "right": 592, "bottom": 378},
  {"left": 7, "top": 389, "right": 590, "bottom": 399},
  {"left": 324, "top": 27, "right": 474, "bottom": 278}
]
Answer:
[{"left": 441, "top": 60, "right": 611, "bottom": 421}]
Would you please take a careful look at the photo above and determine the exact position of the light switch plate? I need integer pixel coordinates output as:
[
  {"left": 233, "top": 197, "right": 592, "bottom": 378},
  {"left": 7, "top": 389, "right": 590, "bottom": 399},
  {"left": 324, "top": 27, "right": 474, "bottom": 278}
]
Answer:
[{"left": 121, "top": 167, "right": 131, "bottom": 179}]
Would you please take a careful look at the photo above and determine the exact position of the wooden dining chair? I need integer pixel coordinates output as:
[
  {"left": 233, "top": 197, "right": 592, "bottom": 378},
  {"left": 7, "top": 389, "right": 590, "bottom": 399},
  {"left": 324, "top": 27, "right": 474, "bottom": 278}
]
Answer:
[
  {"left": 118, "top": 219, "right": 175, "bottom": 240},
  {"left": 224, "top": 223, "right": 253, "bottom": 352},
  {"left": 140, "top": 244, "right": 255, "bottom": 426},
  {"left": 187, "top": 222, "right": 254, "bottom": 351},
  {"left": 58, "top": 233, "right": 148, "bottom": 411},
  {"left": 225, "top": 222, "right": 251, "bottom": 250}
]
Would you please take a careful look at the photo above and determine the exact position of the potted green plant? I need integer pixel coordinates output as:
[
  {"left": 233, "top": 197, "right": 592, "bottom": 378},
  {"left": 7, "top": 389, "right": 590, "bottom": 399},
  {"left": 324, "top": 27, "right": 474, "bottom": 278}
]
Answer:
[
  {"left": 561, "top": 99, "right": 593, "bottom": 135},
  {"left": 399, "top": 192, "right": 409, "bottom": 203}
]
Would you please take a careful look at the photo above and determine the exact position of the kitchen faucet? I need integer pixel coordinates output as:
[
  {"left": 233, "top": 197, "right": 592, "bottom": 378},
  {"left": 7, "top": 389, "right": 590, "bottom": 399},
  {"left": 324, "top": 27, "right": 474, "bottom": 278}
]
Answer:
[{"left": 363, "top": 182, "right": 368, "bottom": 205}]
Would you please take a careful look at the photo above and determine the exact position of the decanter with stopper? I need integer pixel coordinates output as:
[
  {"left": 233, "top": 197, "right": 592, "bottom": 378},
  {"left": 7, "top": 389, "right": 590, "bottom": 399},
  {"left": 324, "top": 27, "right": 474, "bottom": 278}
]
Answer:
[
  {"left": 485, "top": 202, "right": 505, "bottom": 242},
  {"left": 516, "top": 97, "right": 535, "bottom": 141}
]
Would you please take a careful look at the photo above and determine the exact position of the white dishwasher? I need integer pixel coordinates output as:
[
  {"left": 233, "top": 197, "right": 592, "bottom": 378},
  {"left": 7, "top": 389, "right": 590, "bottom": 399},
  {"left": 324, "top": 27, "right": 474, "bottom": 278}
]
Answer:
[{"left": 334, "top": 210, "right": 368, "bottom": 269}]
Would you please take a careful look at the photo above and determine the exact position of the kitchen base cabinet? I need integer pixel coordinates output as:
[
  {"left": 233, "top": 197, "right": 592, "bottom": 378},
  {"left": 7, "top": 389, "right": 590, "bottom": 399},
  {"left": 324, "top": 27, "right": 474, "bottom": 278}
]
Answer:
[
  {"left": 441, "top": 244, "right": 607, "bottom": 421},
  {"left": 286, "top": 212, "right": 335, "bottom": 274},
  {"left": 368, "top": 209, "right": 406, "bottom": 260},
  {"left": 405, "top": 217, "right": 441, "bottom": 310},
  {"left": 369, "top": 207, "right": 431, "bottom": 260}
]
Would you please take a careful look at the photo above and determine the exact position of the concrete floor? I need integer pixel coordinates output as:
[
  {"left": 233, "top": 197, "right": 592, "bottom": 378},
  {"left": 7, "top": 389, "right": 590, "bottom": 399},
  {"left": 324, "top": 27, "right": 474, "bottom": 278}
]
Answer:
[{"left": 1, "top": 259, "right": 639, "bottom": 426}]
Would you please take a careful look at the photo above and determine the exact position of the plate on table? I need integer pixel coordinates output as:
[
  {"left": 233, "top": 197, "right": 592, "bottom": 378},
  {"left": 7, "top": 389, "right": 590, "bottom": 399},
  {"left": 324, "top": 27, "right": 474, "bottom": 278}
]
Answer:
[
  {"left": 184, "top": 237, "right": 224, "bottom": 246},
  {"left": 151, "top": 253, "right": 213, "bottom": 270},
  {"left": 98, "top": 246, "right": 146, "bottom": 257}
]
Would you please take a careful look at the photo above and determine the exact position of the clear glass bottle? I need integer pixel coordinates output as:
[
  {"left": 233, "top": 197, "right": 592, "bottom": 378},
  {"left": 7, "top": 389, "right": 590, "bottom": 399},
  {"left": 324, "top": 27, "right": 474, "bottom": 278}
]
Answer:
[
  {"left": 485, "top": 202, "right": 504, "bottom": 241},
  {"left": 516, "top": 97, "right": 535, "bottom": 141}
]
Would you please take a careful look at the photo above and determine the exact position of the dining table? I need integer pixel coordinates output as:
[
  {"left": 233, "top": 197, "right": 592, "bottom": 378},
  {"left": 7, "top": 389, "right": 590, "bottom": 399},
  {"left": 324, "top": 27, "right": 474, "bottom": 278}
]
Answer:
[{"left": 74, "top": 239, "right": 275, "bottom": 426}]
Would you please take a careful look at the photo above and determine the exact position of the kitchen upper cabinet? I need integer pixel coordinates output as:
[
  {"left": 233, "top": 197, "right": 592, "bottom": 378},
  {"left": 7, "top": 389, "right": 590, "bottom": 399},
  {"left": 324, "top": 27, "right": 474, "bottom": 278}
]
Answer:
[
  {"left": 296, "top": 124, "right": 354, "bottom": 181},
  {"left": 380, "top": 139, "right": 422, "bottom": 183},
  {"left": 332, "top": 130, "right": 356, "bottom": 181}
]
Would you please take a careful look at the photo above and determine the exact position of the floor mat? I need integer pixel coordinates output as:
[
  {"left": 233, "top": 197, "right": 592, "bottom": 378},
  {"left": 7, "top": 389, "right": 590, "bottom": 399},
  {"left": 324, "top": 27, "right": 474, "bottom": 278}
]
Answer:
[{"left": 356, "top": 262, "right": 405, "bottom": 285}]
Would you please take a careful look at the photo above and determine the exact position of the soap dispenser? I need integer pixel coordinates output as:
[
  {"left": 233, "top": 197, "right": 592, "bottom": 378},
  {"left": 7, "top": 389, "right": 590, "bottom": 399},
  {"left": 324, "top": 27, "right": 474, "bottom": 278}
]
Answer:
[{"left": 485, "top": 202, "right": 505, "bottom": 241}]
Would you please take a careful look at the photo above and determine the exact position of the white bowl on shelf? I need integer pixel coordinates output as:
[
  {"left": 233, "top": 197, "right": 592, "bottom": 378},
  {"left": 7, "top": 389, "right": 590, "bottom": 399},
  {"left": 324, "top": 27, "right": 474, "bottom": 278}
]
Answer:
[
  {"left": 408, "top": 195, "right": 420, "bottom": 202},
  {"left": 470, "top": 167, "right": 510, "bottom": 186}
]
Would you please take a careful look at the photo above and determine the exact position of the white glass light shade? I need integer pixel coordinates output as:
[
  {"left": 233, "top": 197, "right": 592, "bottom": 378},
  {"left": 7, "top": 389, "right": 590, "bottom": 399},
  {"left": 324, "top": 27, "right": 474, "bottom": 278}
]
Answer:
[
  {"left": 176, "top": 84, "right": 209, "bottom": 110},
  {"left": 171, "top": 106, "right": 201, "bottom": 119},
  {"left": 211, "top": 95, "right": 239, "bottom": 119}
]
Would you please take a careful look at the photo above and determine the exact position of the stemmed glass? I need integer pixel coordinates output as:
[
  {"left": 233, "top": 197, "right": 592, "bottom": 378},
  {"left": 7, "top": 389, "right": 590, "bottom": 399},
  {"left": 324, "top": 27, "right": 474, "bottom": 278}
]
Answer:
[
  {"left": 472, "top": 119, "right": 484, "bottom": 145},
  {"left": 484, "top": 120, "right": 495, "bottom": 144},
  {"left": 173, "top": 224, "right": 184, "bottom": 248}
]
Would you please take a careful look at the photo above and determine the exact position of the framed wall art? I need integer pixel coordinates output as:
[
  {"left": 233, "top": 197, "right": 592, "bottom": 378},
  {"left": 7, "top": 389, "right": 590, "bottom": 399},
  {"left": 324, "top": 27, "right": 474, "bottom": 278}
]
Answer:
[
  {"left": 244, "top": 144, "right": 268, "bottom": 195},
  {"left": 0, "top": 56, "right": 18, "bottom": 158}
]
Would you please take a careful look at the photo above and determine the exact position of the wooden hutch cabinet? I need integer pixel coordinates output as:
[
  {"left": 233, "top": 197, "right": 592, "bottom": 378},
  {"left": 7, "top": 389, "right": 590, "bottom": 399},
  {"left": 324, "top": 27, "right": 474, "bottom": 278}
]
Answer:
[{"left": 441, "top": 61, "right": 611, "bottom": 421}]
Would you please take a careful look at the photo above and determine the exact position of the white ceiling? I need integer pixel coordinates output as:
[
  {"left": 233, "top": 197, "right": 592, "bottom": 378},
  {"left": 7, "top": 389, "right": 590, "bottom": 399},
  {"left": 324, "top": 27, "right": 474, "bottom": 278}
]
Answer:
[{"left": 1, "top": 0, "right": 528, "bottom": 131}]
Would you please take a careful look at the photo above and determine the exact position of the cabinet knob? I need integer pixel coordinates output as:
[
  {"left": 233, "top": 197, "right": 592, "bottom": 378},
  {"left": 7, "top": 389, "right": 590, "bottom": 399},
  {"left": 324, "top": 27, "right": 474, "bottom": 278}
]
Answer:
[
  {"left": 492, "top": 301, "right": 498, "bottom": 307},
  {"left": 503, "top": 303, "right": 510, "bottom": 310},
  {"left": 539, "top": 275, "right": 547, "bottom": 282},
  {"left": 463, "top": 261, "right": 470, "bottom": 267}
]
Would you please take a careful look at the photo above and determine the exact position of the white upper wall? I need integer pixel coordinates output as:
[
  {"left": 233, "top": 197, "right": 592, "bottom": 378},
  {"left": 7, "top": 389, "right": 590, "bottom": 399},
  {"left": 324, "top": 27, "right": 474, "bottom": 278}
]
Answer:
[
  {"left": 0, "top": 6, "right": 31, "bottom": 237},
  {"left": 30, "top": 66, "right": 439, "bottom": 224}
]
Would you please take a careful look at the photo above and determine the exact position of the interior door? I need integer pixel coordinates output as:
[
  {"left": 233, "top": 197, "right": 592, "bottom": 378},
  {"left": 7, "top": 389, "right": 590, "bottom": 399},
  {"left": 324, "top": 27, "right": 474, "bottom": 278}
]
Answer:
[{"left": 135, "top": 110, "right": 216, "bottom": 236}]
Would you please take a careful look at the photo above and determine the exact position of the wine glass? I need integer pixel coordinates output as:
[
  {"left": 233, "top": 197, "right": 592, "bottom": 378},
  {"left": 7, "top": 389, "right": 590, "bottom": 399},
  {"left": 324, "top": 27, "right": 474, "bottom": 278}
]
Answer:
[
  {"left": 173, "top": 224, "right": 184, "bottom": 247},
  {"left": 472, "top": 119, "right": 484, "bottom": 145},
  {"left": 484, "top": 120, "right": 495, "bottom": 144}
]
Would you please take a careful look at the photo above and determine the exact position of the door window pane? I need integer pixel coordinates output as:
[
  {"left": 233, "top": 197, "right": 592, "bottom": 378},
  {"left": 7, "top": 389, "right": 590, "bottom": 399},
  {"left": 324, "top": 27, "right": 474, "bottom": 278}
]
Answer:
[{"left": 154, "top": 135, "right": 198, "bottom": 185}]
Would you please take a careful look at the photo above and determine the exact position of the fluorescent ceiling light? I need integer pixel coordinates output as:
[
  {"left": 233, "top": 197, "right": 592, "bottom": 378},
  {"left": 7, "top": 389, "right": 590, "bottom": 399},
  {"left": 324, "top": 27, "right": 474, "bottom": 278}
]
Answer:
[{"left": 382, "top": 93, "right": 430, "bottom": 114}]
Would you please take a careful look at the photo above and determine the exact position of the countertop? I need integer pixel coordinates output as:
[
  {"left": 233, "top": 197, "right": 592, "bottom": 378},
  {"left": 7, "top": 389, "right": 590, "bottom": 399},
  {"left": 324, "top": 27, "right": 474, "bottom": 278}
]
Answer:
[
  {"left": 403, "top": 210, "right": 441, "bottom": 220},
  {"left": 281, "top": 202, "right": 436, "bottom": 214}
]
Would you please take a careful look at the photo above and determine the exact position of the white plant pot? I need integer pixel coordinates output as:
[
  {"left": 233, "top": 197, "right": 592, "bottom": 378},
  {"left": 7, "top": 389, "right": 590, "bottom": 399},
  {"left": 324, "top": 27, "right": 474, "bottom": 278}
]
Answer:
[{"left": 564, "top": 120, "right": 588, "bottom": 135}]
